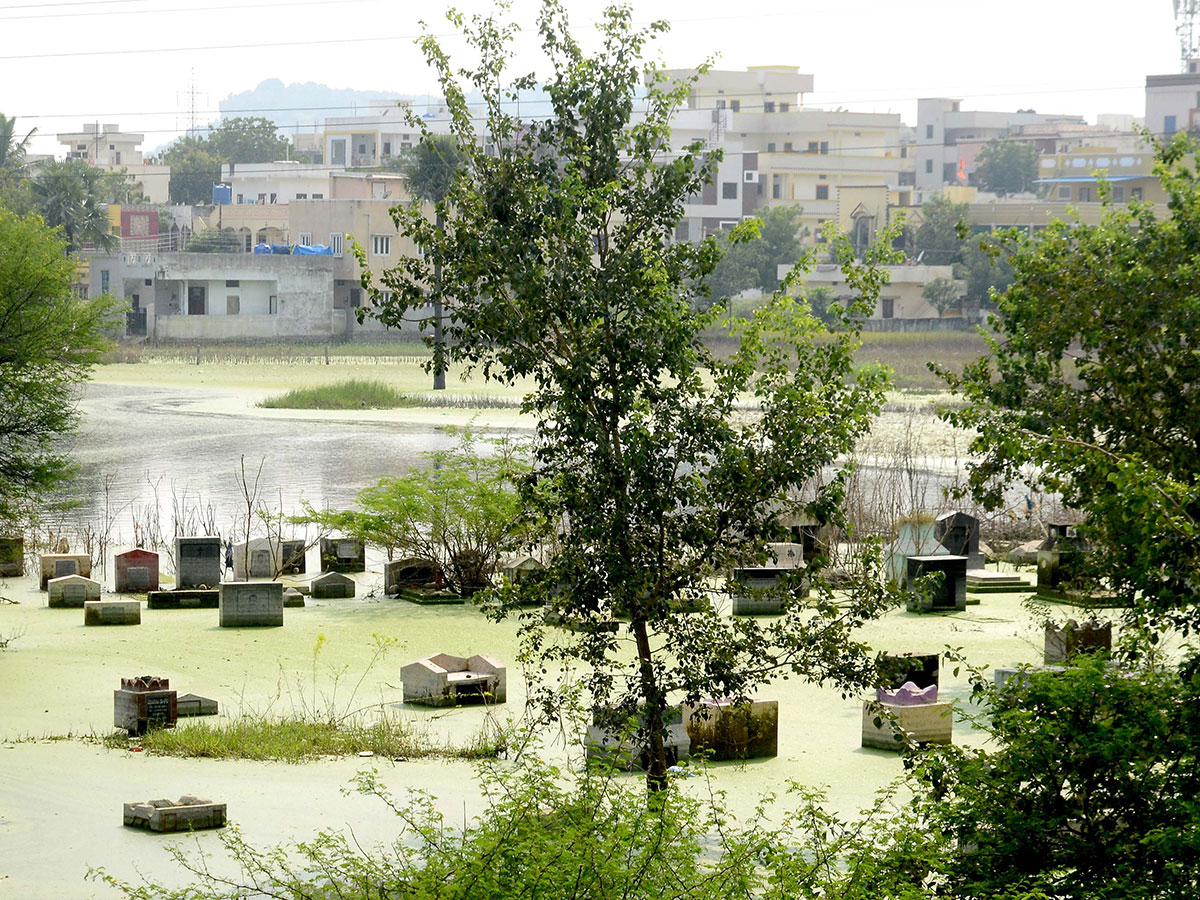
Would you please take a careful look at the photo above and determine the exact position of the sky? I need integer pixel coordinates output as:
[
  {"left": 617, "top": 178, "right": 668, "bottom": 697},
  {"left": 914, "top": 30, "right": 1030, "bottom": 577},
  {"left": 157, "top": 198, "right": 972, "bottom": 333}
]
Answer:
[{"left": 0, "top": 0, "right": 1183, "bottom": 157}]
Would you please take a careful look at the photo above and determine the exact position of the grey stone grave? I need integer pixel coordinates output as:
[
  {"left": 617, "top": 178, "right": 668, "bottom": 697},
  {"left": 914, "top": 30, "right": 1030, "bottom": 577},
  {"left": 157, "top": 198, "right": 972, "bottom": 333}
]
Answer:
[
  {"left": 311, "top": 571, "right": 355, "bottom": 599},
  {"left": 683, "top": 698, "right": 778, "bottom": 760},
  {"left": 934, "top": 511, "right": 985, "bottom": 568},
  {"left": 904, "top": 555, "right": 968, "bottom": 612},
  {"left": 401, "top": 653, "right": 506, "bottom": 706},
  {"left": 115, "top": 675, "right": 177, "bottom": 735},
  {"left": 731, "top": 542, "right": 808, "bottom": 615},
  {"left": 124, "top": 796, "right": 225, "bottom": 833},
  {"left": 48, "top": 574, "right": 102, "bottom": 608},
  {"left": 279, "top": 539, "right": 306, "bottom": 575},
  {"left": 219, "top": 581, "right": 284, "bottom": 627},
  {"left": 175, "top": 536, "right": 222, "bottom": 589},
  {"left": 115, "top": 548, "right": 159, "bottom": 593},
  {"left": 233, "top": 538, "right": 277, "bottom": 579},
  {"left": 585, "top": 704, "right": 691, "bottom": 770},
  {"left": 384, "top": 557, "right": 439, "bottom": 595},
  {"left": 320, "top": 537, "right": 366, "bottom": 573},
  {"left": 0, "top": 536, "right": 23, "bottom": 577},
  {"left": 176, "top": 693, "right": 218, "bottom": 717},
  {"left": 282, "top": 587, "right": 305, "bottom": 607},
  {"left": 862, "top": 683, "right": 954, "bottom": 751},
  {"left": 85, "top": 600, "right": 141, "bottom": 626},
  {"left": 148, "top": 589, "right": 219, "bottom": 609},
  {"left": 38, "top": 553, "right": 91, "bottom": 589}
]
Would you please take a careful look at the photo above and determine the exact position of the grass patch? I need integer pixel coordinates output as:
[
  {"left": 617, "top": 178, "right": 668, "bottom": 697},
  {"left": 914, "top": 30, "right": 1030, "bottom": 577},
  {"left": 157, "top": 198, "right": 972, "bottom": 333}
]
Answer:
[
  {"left": 101, "top": 713, "right": 507, "bottom": 763},
  {"left": 258, "top": 379, "right": 421, "bottom": 410}
]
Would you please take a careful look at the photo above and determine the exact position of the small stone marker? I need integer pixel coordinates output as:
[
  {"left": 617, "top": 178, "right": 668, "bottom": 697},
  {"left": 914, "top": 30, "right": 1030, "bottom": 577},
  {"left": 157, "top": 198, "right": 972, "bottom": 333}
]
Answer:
[
  {"left": 123, "top": 796, "right": 225, "bottom": 833},
  {"left": 176, "top": 693, "right": 218, "bottom": 717},
  {"left": 310, "top": 571, "right": 355, "bottom": 599},
  {"left": 320, "top": 537, "right": 366, "bottom": 573},
  {"left": 0, "top": 536, "right": 24, "bottom": 577},
  {"left": 175, "top": 536, "right": 222, "bottom": 589},
  {"left": 147, "top": 589, "right": 219, "bottom": 609},
  {"left": 684, "top": 698, "right": 779, "bottom": 760},
  {"left": 84, "top": 600, "right": 141, "bottom": 626},
  {"left": 48, "top": 574, "right": 102, "bottom": 608},
  {"left": 282, "top": 587, "right": 305, "bottom": 607},
  {"left": 218, "top": 581, "right": 283, "bottom": 627},
  {"left": 904, "top": 555, "right": 968, "bottom": 612},
  {"left": 115, "top": 675, "right": 177, "bottom": 735},
  {"left": 115, "top": 548, "right": 160, "bottom": 593},
  {"left": 38, "top": 553, "right": 91, "bottom": 590}
]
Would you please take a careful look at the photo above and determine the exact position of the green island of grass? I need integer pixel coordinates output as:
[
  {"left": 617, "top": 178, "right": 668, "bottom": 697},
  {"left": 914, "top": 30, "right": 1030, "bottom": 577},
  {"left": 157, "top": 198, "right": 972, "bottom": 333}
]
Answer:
[{"left": 258, "top": 378, "right": 421, "bottom": 410}]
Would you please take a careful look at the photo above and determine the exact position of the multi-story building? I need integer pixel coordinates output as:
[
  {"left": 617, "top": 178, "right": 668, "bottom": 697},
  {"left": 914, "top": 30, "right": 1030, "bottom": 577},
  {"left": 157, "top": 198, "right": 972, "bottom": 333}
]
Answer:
[
  {"left": 321, "top": 99, "right": 459, "bottom": 168},
  {"left": 1145, "top": 62, "right": 1200, "bottom": 138},
  {"left": 55, "top": 122, "right": 171, "bottom": 203}
]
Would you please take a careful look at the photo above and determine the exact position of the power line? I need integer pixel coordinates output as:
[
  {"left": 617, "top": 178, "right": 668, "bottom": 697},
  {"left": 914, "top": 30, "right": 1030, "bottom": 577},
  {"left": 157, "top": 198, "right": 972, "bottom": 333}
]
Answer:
[
  {"left": 0, "top": 0, "right": 380, "bottom": 22},
  {"left": 0, "top": 31, "right": 436, "bottom": 61}
]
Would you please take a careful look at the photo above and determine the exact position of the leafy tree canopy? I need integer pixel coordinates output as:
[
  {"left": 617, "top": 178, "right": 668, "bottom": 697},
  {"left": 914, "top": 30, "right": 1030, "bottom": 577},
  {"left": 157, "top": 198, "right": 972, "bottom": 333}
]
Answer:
[
  {"left": 911, "top": 193, "right": 967, "bottom": 266},
  {"left": 974, "top": 138, "right": 1039, "bottom": 196},
  {"left": 706, "top": 204, "right": 804, "bottom": 301},
  {"left": 160, "top": 117, "right": 289, "bottom": 205},
  {"left": 29, "top": 160, "right": 119, "bottom": 251},
  {"left": 921, "top": 274, "right": 960, "bottom": 317}
]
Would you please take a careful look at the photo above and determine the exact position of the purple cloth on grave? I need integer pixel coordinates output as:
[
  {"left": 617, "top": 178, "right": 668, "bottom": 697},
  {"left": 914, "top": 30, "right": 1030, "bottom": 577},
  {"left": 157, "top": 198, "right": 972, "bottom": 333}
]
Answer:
[{"left": 876, "top": 681, "right": 938, "bottom": 705}]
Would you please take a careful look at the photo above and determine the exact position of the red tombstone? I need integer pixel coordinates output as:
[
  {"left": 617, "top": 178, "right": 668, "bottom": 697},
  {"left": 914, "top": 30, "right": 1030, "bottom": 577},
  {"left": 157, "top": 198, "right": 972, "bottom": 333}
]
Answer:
[{"left": 114, "top": 548, "right": 160, "bottom": 593}]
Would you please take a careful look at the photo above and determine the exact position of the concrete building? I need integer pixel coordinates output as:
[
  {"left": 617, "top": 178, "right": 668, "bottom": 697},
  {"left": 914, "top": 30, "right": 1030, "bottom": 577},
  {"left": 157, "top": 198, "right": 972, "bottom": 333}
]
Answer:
[
  {"left": 1145, "top": 64, "right": 1200, "bottom": 138},
  {"left": 323, "top": 99, "right": 457, "bottom": 168},
  {"left": 1033, "top": 148, "right": 1163, "bottom": 205},
  {"left": 55, "top": 122, "right": 171, "bottom": 203},
  {"left": 781, "top": 260, "right": 958, "bottom": 321}
]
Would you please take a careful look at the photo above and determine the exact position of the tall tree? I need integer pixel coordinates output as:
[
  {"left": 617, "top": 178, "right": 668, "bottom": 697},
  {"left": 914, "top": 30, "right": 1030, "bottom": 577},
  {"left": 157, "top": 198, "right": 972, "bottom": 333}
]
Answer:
[
  {"left": 921, "top": 275, "right": 961, "bottom": 317},
  {"left": 0, "top": 113, "right": 36, "bottom": 171},
  {"left": 911, "top": 193, "right": 967, "bottom": 265},
  {"left": 974, "top": 138, "right": 1039, "bottom": 196},
  {"left": 363, "top": 0, "right": 900, "bottom": 790},
  {"left": 0, "top": 207, "right": 120, "bottom": 526},
  {"left": 29, "top": 160, "right": 118, "bottom": 251},
  {"left": 160, "top": 117, "right": 288, "bottom": 205}
]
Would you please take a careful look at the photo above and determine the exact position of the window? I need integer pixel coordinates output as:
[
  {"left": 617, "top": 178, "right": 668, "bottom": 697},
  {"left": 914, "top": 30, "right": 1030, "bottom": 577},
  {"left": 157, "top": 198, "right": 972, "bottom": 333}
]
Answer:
[
  {"left": 295, "top": 193, "right": 307, "bottom": 200},
  {"left": 722, "top": 182, "right": 738, "bottom": 199},
  {"left": 772, "top": 182, "right": 782, "bottom": 200},
  {"left": 807, "top": 141, "right": 818, "bottom": 154},
  {"left": 109, "top": 144, "right": 114, "bottom": 150},
  {"left": 225, "top": 279, "right": 240, "bottom": 287},
  {"left": 1165, "top": 115, "right": 1177, "bottom": 135},
  {"left": 767, "top": 142, "right": 776, "bottom": 152},
  {"left": 881, "top": 298, "right": 894, "bottom": 319},
  {"left": 358, "top": 143, "right": 367, "bottom": 154},
  {"left": 1132, "top": 187, "right": 1143, "bottom": 200},
  {"left": 901, "top": 146, "right": 908, "bottom": 158},
  {"left": 379, "top": 290, "right": 393, "bottom": 304},
  {"left": 298, "top": 233, "right": 312, "bottom": 246},
  {"left": 226, "top": 296, "right": 240, "bottom": 315},
  {"left": 77, "top": 143, "right": 86, "bottom": 151},
  {"left": 268, "top": 295, "right": 278, "bottom": 315},
  {"left": 730, "top": 100, "right": 740, "bottom": 112},
  {"left": 100, "top": 270, "right": 110, "bottom": 293},
  {"left": 372, "top": 234, "right": 391, "bottom": 256},
  {"left": 258, "top": 193, "right": 267, "bottom": 204},
  {"left": 764, "top": 101, "right": 775, "bottom": 112},
  {"left": 925, "top": 159, "right": 934, "bottom": 174},
  {"left": 329, "top": 232, "right": 344, "bottom": 257},
  {"left": 820, "top": 141, "right": 829, "bottom": 155},
  {"left": 312, "top": 193, "right": 323, "bottom": 199},
  {"left": 269, "top": 193, "right": 277, "bottom": 204},
  {"left": 383, "top": 141, "right": 391, "bottom": 156},
  {"left": 926, "top": 125, "right": 934, "bottom": 139},
  {"left": 1113, "top": 186, "right": 1125, "bottom": 202},
  {"left": 1057, "top": 186, "right": 1071, "bottom": 200},
  {"left": 716, "top": 99, "right": 726, "bottom": 109},
  {"left": 784, "top": 142, "right": 794, "bottom": 153},
  {"left": 236, "top": 193, "right": 244, "bottom": 204},
  {"left": 1079, "top": 187, "right": 1092, "bottom": 202},
  {"left": 779, "top": 102, "right": 789, "bottom": 113},
  {"left": 815, "top": 184, "right": 829, "bottom": 200},
  {"left": 115, "top": 152, "right": 121, "bottom": 164}
]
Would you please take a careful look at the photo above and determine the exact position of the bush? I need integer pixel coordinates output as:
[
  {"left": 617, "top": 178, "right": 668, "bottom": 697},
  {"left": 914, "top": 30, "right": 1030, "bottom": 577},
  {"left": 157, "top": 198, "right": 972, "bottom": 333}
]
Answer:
[{"left": 258, "top": 379, "right": 421, "bottom": 410}]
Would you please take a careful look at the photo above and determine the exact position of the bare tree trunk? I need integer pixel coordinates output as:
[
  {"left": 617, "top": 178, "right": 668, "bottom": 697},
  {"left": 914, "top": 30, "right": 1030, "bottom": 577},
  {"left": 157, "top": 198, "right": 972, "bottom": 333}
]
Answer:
[{"left": 433, "top": 211, "right": 446, "bottom": 391}]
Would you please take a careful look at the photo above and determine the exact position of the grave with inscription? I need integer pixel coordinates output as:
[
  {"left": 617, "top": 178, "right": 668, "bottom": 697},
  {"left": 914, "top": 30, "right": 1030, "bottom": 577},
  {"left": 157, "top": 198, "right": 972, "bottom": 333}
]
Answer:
[
  {"left": 124, "top": 796, "right": 225, "bottom": 833},
  {"left": 886, "top": 519, "right": 948, "bottom": 585},
  {"left": 38, "top": 553, "right": 91, "bottom": 590},
  {"left": 320, "top": 537, "right": 366, "bottom": 573},
  {"left": 114, "top": 548, "right": 159, "bottom": 593},
  {"left": 279, "top": 539, "right": 306, "bottom": 575},
  {"left": 233, "top": 538, "right": 279, "bottom": 579},
  {"left": 47, "top": 574, "right": 102, "bottom": 608},
  {"left": 84, "top": 600, "right": 141, "bottom": 625},
  {"left": 904, "top": 555, "right": 968, "bottom": 612},
  {"left": 115, "top": 675, "right": 177, "bottom": 735},
  {"left": 0, "top": 536, "right": 23, "bottom": 577},
  {"left": 310, "top": 571, "right": 355, "bottom": 599},
  {"left": 934, "top": 511, "right": 984, "bottom": 568},
  {"left": 219, "top": 581, "right": 284, "bottom": 627},
  {"left": 175, "top": 536, "right": 222, "bottom": 588}
]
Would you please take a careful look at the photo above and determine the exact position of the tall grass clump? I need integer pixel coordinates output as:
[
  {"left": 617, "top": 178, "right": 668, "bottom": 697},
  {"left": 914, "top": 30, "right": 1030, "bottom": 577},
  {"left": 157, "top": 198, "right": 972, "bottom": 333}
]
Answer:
[{"left": 258, "top": 379, "right": 421, "bottom": 410}]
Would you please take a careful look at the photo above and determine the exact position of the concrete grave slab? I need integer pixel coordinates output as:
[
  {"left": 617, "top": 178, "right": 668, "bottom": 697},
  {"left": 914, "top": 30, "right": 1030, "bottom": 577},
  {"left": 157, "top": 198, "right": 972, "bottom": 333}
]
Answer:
[
  {"left": 48, "top": 574, "right": 102, "bottom": 608},
  {"left": 384, "top": 557, "right": 440, "bottom": 595},
  {"left": 401, "top": 653, "right": 506, "bottom": 706},
  {"left": 585, "top": 705, "right": 691, "bottom": 770},
  {"left": 124, "top": 796, "right": 225, "bottom": 833},
  {"left": 905, "top": 555, "right": 968, "bottom": 612},
  {"left": 38, "top": 554, "right": 91, "bottom": 590},
  {"left": 219, "top": 581, "right": 284, "bottom": 627},
  {"left": 862, "top": 700, "right": 953, "bottom": 750},
  {"left": 282, "top": 587, "right": 305, "bottom": 607},
  {"left": 84, "top": 600, "right": 141, "bottom": 626},
  {"left": 148, "top": 589, "right": 219, "bottom": 609},
  {"left": 310, "top": 571, "right": 355, "bottom": 599},
  {"left": 115, "top": 548, "right": 159, "bottom": 593},
  {"left": 684, "top": 698, "right": 779, "bottom": 760},
  {"left": 176, "top": 693, "right": 218, "bottom": 717}
]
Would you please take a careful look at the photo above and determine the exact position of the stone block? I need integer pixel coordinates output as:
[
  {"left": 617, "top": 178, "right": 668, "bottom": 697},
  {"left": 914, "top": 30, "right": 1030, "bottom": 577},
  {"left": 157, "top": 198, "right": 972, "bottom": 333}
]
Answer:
[
  {"left": 232, "top": 538, "right": 278, "bottom": 579},
  {"left": 175, "top": 536, "right": 222, "bottom": 589},
  {"left": 115, "top": 548, "right": 160, "bottom": 593},
  {"left": 1044, "top": 620, "right": 1111, "bottom": 664},
  {"left": 862, "top": 700, "right": 953, "bottom": 750},
  {"left": 282, "top": 587, "right": 305, "bottom": 607},
  {"left": 878, "top": 651, "right": 940, "bottom": 688},
  {"left": 310, "top": 571, "right": 355, "bottom": 599},
  {"left": 0, "top": 536, "right": 23, "bottom": 577},
  {"left": 993, "top": 664, "right": 1065, "bottom": 690},
  {"left": 384, "top": 557, "right": 440, "bottom": 594},
  {"left": 38, "top": 554, "right": 91, "bottom": 590},
  {"left": 584, "top": 705, "right": 691, "bottom": 770},
  {"left": 84, "top": 600, "right": 141, "bottom": 626},
  {"left": 115, "top": 676, "right": 177, "bottom": 735},
  {"left": 176, "top": 693, "right": 218, "bottom": 717},
  {"left": 124, "top": 797, "right": 225, "bottom": 833},
  {"left": 148, "top": 589, "right": 219, "bottom": 609},
  {"left": 684, "top": 699, "right": 778, "bottom": 760},
  {"left": 47, "top": 574, "right": 102, "bottom": 608},
  {"left": 401, "top": 653, "right": 506, "bottom": 706},
  {"left": 218, "top": 581, "right": 283, "bottom": 627},
  {"left": 904, "top": 555, "right": 968, "bottom": 612},
  {"left": 966, "top": 569, "right": 1033, "bottom": 594},
  {"left": 320, "top": 537, "right": 365, "bottom": 573},
  {"left": 935, "top": 511, "right": 984, "bottom": 568},
  {"left": 279, "top": 540, "right": 306, "bottom": 575}
]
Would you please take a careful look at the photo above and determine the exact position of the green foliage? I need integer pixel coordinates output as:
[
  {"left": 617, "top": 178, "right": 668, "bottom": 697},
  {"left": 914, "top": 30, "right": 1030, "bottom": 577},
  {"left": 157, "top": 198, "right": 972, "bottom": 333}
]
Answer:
[
  {"left": 911, "top": 651, "right": 1200, "bottom": 899},
  {"left": 394, "top": 134, "right": 467, "bottom": 204},
  {"left": 160, "top": 139, "right": 222, "bottom": 205},
  {"left": 362, "top": 0, "right": 902, "bottom": 788},
  {"left": 160, "top": 117, "right": 289, "bottom": 205},
  {"left": 182, "top": 228, "right": 243, "bottom": 253},
  {"left": 957, "top": 233, "right": 1015, "bottom": 303},
  {"left": 707, "top": 204, "right": 805, "bottom": 300},
  {"left": 29, "top": 160, "right": 118, "bottom": 251},
  {"left": 912, "top": 193, "right": 967, "bottom": 266},
  {"left": 257, "top": 378, "right": 419, "bottom": 409},
  {"left": 294, "top": 430, "right": 529, "bottom": 595},
  {"left": 938, "top": 138, "right": 1200, "bottom": 630},
  {"left": 975, "top": 138, "right": 1039, "bottom": 196},
  {"left": 0, "top": 207, "right": 121, "bottom": 526},
  {"left": 0, "top": 114, "right": 35, "bottom": 213},
  {"left": 921, "top": 275, "right": 960, "bottom": 317}
]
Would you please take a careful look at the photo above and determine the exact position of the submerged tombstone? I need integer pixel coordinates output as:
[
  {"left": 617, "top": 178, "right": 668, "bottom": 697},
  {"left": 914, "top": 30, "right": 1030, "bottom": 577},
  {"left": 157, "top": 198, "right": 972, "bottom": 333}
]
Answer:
[
  {"left": 282, "top": 587, "right": 306, "bottom": 608},
  {"left": 904, "top": 555, "right": 968, "bottom": 612},
  {"left": 47, "top": 574, "right": 101, "bottom": 608},
  {"left": 218, "top": 581, "right": 284, "bottom": 627},
  {"left": 1036, "top": 521, "right": 1089, "bottom": 596},
  {"left": 175, "top": 536, "right": 222, "bottom": 589},
  {"left": 384, "top": 557, "right": 440, "bottom": 595},
  {"left": 782, "top": 512, "right": 829, "bottom": 564},
  {"left": 862, "top": 681, "right": 953, "bottom": 751},
  {"left": 1044, "top": 619, "right": 1112, "bottom": 664},
  {"left": 683, "top": 698, "right": 779, "bottom": 760},
  {"left": 85, "top": 600, "right": 141, "bottom": 626},
  {"left": 584, "top": 704, "right": 691, "bottom": 770},
  {"left": 731, "top": 542, "right": 808, "bottom": 615},
  {"left": 878, "top": 651, "right": 940, "bottom": 689},
  {"left": 38, "top": 553, "right": 91, "bottom": 590},
  {"left": 934, "top": 511, "right": 984, "bottom": 568},
  {"left": 114, "top": 548, "right": 159, "bottom": 593},
  {"left": 279, "top": 539, "right": 306, "bottom": 575},
  {"left": 148, "top": 589, "right": 219, "bottom": 609},
  {"left": 0, "top": 536, "right": 23, "bottom": 577},
  {"left": 401, "top": 653, "right": 506, "bottom": 706},
  {"left": 320, "top": 537, "right": 366, "bottom": 573},
  {"left": 115, "top": 675, "right": 177, "bottom": 735},
  {"left": 176, "top": 693, "right": 218, "bottom": 717},
  {"left": 233, "top": 538, "right": 278, "bottom": 580},
  {"left": 310, "top": 571, "right": 355, "bottom": 599},
  {"left": 123, "top": 796, "right": 225, "bottom": 833},
  {"left": 886, "top": 520, "right": 947, "bottom": 586}
]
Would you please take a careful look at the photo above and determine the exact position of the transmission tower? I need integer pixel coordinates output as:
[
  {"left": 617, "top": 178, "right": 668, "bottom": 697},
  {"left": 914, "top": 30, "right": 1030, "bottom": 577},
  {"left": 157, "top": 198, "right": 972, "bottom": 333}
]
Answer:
[
  {"left": 1175, "top": 0, "right": 1200, "bottom": 71},
  {"left": 176, "top": 69, "right": 206, "bottom": 135}
]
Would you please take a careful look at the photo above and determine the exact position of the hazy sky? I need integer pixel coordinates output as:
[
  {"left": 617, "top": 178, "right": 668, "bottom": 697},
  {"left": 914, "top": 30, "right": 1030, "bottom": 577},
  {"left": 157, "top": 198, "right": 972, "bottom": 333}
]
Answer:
[{"left": 0, "top": 0, "right": 1182, "bottom": 157}]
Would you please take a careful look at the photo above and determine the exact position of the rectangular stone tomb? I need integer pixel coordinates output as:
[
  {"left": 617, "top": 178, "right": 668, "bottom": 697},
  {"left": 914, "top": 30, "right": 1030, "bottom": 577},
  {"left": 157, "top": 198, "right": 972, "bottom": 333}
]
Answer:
[
  {"left": 401, "top": 653, "right": 506, "bottom": 706},
  {"left": 176, "top": 693, "right": 218, "bottom": 717},
  {"left": 934, "top": 511, "right": 984, "bottom": 568},
  {"left": 219, "top": 581, "right": 283, "bottom": 627},
  {"left": 115, "top": 676, "right": 177, "bottom": 734},
  {"left": 584, "top": 706, "right": 691, "bottom": 770},
  {"left": 115, "top": 548, "right": 160, "bottom": 593},
  {"left": 282, "top": 587, "right": 305, "bottom": 607},
  {"left": 993, "top": 664, "right": 1065, "bottom": 690},
  {"left": 148, "top": 589, "right": 219, "bottom": 609},
  {"left": 124, "top": 797, "right": 226, "bottom": 833},
  {"left": 878, "top": 651, "right": 940, "bottom": 688},
  {"left": 861, "top": 700, "right": 953, "bottom": 750},
  {"left": 0, "top": 536, "right": 24, "bottom": 577},
  {"left": 384, "top": 557, "right": 440, "bottom": 595},
  {"left": 904, "top": 555, "right": 968, "bottom": 612},
  {"left": 279, "top": 539, "right": 306, "bottom": 575},
  {"left": 320, "top": 537, "right": 366, "bottom": 573},
  {"left": 966, "top": 569, "right": 1032, "bottom": 594},
  {"left": 38, "top": 554, "right": 91, "bottom": 589},
  {"left": 684, "top": 699, "right": 778, "bottom": 760},
  {"left": 85, "top": 600, "right": 141, "bottom": 626},
  {"left": 1044, "top": 620, "right": 1112, "bottom": 664},
  {"left": 175, "top": 536, "right": 221, "bottom": 589},
  {"left": 310, "top": 571, "right": 355, "bottom": 599},
  {"left": 47, "top": 574, "right": 102, "bottom": 608}
]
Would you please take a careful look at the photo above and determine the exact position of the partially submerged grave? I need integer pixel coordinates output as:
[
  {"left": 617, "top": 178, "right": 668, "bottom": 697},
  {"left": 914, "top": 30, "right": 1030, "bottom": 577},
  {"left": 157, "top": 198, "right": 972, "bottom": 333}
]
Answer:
[
  {"left": 85, "top": 600, "right": 141, "bottom": 626},
  {"left": 38, "top": 553, "right": 91, "bottom": 589},
  {"left": 114, "top": 548, "right": 159, "bottom": 593},
  {"left": 310, "top": 571, "right": 355, "bottom": 599},
  {"left": 683, "top": 698, "right": 779, "bottom": 760},
  {"left": 0, "top": 536, "right": 24, "bottom": 577},
  {"left": 115, "top": 675, "right": 177, "bottom": 735},
  {"left": 904, "top": 555, "right": 968, "bottom": 612},
  {"left": 585, "top": 705, "right": 691, "bottom": 770},
  {"left": 400, "top": 653, "right": 506, "bottom": 706},
  {"left": 47, "top": 574, "right": 101, "bottom": 608},
  {"left": 862, "top": 681, "right": 953, "bottom": 751},
  {"left": 123, "top": 796, "right": 225, "bottom": 833},
  {"left": 175, "top": 536, "right": 221, "bottom": 589},
  {"left": 218, "top": 581, "right": 284, "bottom": 627},
  {"left": 320, "top": 537, "right": 365, "bottom": 573}
]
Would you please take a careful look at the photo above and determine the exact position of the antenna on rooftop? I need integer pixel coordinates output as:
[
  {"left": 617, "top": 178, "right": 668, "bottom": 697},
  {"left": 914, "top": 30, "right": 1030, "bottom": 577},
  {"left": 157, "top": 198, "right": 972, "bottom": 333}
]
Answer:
[{"left": 1174, "top": 0, "right": 1200, "bottom": 71}]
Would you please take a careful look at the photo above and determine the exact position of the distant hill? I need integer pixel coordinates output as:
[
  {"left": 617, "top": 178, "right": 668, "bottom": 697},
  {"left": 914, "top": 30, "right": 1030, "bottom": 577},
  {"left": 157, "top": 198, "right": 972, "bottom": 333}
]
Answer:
[{"left": 217, "top": 78, "right": 432, "bottom": 137}]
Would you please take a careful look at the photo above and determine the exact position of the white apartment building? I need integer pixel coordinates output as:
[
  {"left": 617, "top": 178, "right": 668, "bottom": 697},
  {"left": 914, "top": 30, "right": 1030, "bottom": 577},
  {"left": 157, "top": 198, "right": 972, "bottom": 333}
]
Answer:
[
  {"left": 1145, "top": 63, "right": 1200, "bottom": 138},
  {"left": 218, "top": 161, "right": 405, "bottom": 206},
  {"left": 55, "top": 122, "right": 171, "bottom": 203},
  {"left": 323, "top": 99, "right": 458, "bottom": 168}
]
